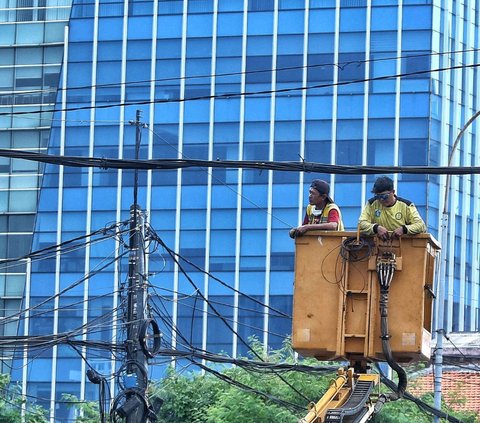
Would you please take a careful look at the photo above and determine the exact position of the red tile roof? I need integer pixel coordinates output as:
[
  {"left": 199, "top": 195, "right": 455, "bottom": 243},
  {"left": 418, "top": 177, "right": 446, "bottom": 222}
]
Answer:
[{"left": 409, "top": 371, "right": 480, "bottom": 414}]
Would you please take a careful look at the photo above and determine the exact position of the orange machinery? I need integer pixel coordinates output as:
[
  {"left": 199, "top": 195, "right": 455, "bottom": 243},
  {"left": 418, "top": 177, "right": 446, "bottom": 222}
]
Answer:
[{"left": 292, "top": 231, "right": 440, "bottom": 364}]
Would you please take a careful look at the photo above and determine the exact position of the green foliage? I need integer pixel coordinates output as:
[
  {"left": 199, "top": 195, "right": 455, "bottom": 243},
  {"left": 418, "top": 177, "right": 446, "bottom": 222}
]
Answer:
[
  {"left": 5, "top": 337, "right": 478, "bottom": 423},
  {"left": 149, "top": 338, "right": 480, "bottom": 423},
  {"left": 0, "top": 374, "right": 47, "bottom": 423},
  {"left": 150, "top": 337, "right": 334, "bottom": 423},
  {"left": 61, "top": 394, "right": 100, "bottom": 423},
  {"left": 149, "top": 367, "right": 224, "bottom": 423}
]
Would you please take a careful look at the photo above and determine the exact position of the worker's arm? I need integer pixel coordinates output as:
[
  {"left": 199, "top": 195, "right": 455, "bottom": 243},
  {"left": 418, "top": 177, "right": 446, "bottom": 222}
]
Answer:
[
  {"left": 295, "top": 221, "right": 338, "bottom": 235},
  {"left": 290, "top": 208, "right": 340, "bottom": 238},
  {"left": 358, "top": 203, "right": 377, "bottom": 235},
  {"left": 404, "top": 204, "right": 426, "bottom": 234}
]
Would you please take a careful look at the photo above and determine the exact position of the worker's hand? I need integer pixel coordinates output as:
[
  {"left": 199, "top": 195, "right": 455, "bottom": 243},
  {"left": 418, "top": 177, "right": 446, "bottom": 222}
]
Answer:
[
  {"left": 290, "top": 226, "right": 308, "bottom": 238},
  {"left": 376, "top": 225, "right": 390, "bottom": 241},
  {"left": 391, "top": 227, "right": 405, "bottom": 239}
]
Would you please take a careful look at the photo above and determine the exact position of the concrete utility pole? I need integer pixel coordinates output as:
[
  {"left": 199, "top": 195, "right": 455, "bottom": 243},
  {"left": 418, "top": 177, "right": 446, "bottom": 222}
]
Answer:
[
  {"left": 110, "top": 110, "right": 150, "bottom": 422},
  {"left": 126, "top": 110, "right": 148, "bottom": 423},
  {"left": 125, "top": 203, "right": 147, "bottom": 422},
  {"left": 433, "top": 110, "right": 480, "bottom": 422}
]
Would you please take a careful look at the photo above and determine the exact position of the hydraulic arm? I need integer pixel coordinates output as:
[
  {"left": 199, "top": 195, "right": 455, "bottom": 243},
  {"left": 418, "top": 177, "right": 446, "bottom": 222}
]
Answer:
[{"left": 300, "top": 368, "right": 379, "bottom": 423}]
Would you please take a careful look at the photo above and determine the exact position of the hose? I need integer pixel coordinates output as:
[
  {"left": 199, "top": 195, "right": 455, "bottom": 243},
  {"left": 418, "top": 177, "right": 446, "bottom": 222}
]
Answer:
[{"left": 376, "top": 253, "right": 407, "bottom": 400}]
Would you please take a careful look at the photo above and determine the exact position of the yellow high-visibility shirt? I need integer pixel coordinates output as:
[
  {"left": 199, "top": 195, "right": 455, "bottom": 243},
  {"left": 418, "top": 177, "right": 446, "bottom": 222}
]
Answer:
[{"left": 358, "top": 196, "right": 426, "bottom": 235}]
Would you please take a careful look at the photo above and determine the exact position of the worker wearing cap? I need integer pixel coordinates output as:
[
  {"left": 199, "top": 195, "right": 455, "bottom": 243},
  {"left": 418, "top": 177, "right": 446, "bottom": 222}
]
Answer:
[
  {"left": 358, "top": 176, "right": 426, "bottom": 241},
  {"left": 289, "top": 179, "right": 344, "bottom": 238}
]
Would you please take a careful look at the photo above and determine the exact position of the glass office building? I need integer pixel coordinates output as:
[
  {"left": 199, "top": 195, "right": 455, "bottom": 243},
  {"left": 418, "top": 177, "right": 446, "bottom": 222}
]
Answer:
[
  {"left": 0, "top": 0, "right": 72, "bottom": 373},
  {"left": 3, "top": 0, "right": 480, "bottom": 420}
]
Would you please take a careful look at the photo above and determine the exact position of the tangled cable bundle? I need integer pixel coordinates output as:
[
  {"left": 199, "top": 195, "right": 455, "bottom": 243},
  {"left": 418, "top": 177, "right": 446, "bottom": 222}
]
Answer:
[{"left": 340, "top": 236, "right": 375, "bottom": 262}]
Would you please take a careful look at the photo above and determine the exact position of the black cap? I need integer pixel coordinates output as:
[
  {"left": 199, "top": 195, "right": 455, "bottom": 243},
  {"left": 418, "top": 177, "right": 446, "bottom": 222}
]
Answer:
[
  {"left": 310, "top": 179, "right": 333, "bottom": 203},
  {"left": 372, "top": 176, "right": 394, "bottom": 193}
]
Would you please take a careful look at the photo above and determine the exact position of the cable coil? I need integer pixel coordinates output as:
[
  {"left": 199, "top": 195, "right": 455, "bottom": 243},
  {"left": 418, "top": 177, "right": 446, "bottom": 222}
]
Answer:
[{"left": 139, "top": 318, "right": 161, "bottom": 358}]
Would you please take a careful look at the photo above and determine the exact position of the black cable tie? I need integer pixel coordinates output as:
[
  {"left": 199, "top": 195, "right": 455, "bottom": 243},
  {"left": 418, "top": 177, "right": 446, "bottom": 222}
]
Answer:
[
  {"left": 100, "top": 156, "right": 109, "bottom": 170},
  {"left": 298, "top": 154, "right": 306, "bottom": 172}
]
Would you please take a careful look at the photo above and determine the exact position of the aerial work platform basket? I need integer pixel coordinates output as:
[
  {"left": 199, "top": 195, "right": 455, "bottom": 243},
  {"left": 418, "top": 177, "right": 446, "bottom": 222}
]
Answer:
[{"left": 292, "top": 231, "right": 440, "bottom": 363}]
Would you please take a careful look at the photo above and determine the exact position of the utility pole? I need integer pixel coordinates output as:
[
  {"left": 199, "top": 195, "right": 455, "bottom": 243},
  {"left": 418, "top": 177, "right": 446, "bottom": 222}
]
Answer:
[
  {"left": 125, "top": 203, "right": 147, "bottom": 422},
  {"left": 110, "top": 110, "right": 150, "bottom": 422},
  {"left": 433, "top": 110, "right": 480, "bottom": 422}
]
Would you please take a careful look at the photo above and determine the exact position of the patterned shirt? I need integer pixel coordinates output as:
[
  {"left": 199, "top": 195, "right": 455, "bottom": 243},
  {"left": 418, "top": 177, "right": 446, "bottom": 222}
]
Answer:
[
  {"left": 303, "top": 203, "right": 345, "bottom": 231},
  {"left": 358, "top": 196, "right": 426, "bottom": 235}
]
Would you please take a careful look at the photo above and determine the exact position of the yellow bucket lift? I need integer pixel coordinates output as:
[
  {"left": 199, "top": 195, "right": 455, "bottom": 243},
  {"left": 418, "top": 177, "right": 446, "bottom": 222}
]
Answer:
[
  {"left": 300, "top": 368, "right": 380, "bottom": 423},
  {"left": 292, "top": 231, "right": 440, "bottom": 422}
]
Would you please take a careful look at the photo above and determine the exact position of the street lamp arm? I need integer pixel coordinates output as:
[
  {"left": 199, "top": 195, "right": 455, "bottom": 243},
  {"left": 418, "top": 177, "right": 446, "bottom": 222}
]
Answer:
[
  {"left": 434, "top": 109, "right": 480, "bottom": 422},
  {"left": 443, "top": 109, "right": 480, "bottom": 214}
]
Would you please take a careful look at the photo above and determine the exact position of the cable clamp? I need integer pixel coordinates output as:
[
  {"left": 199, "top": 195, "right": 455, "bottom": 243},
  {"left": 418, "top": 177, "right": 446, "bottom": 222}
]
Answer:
[{"left": 100, "top": 156, "right": 109, "bottom": 170}]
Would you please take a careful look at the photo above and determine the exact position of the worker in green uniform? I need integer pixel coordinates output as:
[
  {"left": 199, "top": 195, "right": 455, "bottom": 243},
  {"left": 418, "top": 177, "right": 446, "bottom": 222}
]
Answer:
[{"left": 358, "top": 176, "right": 426, "bottom": 241}]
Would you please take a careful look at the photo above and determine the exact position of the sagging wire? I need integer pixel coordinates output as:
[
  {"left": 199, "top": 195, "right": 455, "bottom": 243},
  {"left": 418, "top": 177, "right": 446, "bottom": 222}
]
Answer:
[
  {"left": 148, "top": 284, "right": 291, "bottom": 341},
  {"left": 441, "top": 332, "right": 480, "bottom": 372},
  {"left": 146, "top": 285, "right": 198, "bottom": 353},
  {"left": 340, "top": 236, "right": 375, "bottom": 263},
  {"left": 149, "top": 281, "right": 290, "bottom": 325},
  {"left": 151, "top": 347, "right": 339, "bottom": 375},
  {"left": 1, "top": 289, "right": 125, "bottom": 330},
  {"left": 375, "top": 363, "right": 463, "bottom": 423},
  {"left": 1, "top": 251, "right": 129, "bottom": 326},
  {"left": 0, "top": 220, "right": 129, "bottom": 270},
  {"left": 8, "top": 47, "right": 475, "bottom": 98},
  {"left": 146, "top": 233, "right": 314, "bottom": 405},
  {"left": 333, "top": 236, "right": 374, "bottom": 315},
  {"left": 68, "top": 341, "right": 110, "bottom": 423},
  {"left": 147, "top": 127, "right": 295, "bottom": 231},
  {"left": 3, "top": 60, "right": 480, "bottom": 118},
  {"left": 2, "top": 148, "right": 480, "bottom": 176},
  {"left": 155, "top": 336, "right": 310, "bottom": 415},
  {"left": 147, "top": 225, "right": 290, "bottom": 319},
  {"left": 189, "top": 357, "right": 307, "bottom": 414}
]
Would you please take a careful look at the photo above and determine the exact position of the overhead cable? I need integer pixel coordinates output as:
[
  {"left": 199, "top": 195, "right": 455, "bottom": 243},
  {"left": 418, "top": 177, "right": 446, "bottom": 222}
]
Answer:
[
  {"left": 2, "top": 62, "right": 480, "bottom": 117},
  {"left": 0, "top": 148, "right": 478, "bottom": 175},
  {"left": 5, "top": 47, "right": 477, "bottom": 97},
  {"left": 375, "top": 364, "right": 463, "bottom": 423}
]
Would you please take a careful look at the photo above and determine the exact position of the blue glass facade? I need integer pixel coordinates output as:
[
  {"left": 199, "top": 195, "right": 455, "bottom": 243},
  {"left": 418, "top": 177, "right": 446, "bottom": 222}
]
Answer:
[
  {"left": 4, "top": 0, "right": 480, "bottom": 420},
  {"left": 0, "top": 0, "right": 72, "bottom": 381}
]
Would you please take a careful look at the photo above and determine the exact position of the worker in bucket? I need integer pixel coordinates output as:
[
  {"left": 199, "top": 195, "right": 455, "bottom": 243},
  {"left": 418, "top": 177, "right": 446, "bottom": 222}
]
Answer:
[
  {"left": 289, "top": 179, "right": 344, "bottom": 238},
  {"left": 358, "top": 176, "right": 426, "bottom": 241}
]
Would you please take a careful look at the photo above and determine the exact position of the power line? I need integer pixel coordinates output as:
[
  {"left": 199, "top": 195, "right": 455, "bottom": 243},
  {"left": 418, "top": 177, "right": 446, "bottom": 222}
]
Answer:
[
  {"left": 155, "top": 337, "right": 311, "bottom": 414},
  {"left": 2, "top": 289, "right": 124, "bottom": 330},
  {"left": 146, "top": 290, "right": 201, "bottom": 353},
  {"left": 3, "top": 47, "right": 477, "bottom": 98},
  {"left": 153, "top": 232, "right": 314, "bottom": 405},
  {"left": 153, "top": 347, "right": 338, "bottom": 375},
  {"left": 0, "top": 220, "right": 128, "bottom": 269},
  {"left": 148, "top": 227, "right": 290, "bottom": 318},
  {"left": 149, "top": 284, "right": 290, "bottom": 320},
  {"left": 2, "top": 61, "right": 480, "bottom": 117},
  {"left": 187, "top": 357, "right": 307, "bottom": 414},
  {"left": 375, "top": 364, "right": 463, "bottom": 423},
  {"left": 149, "top": 289, "right": 290, "bottom": 341},
  {"left": 1, "top": 147, "right": 479, "bottom": 176},
  {"left": 146, "top": 126, "right": 295, "bottom": 229},
  {"left": 441, "top": 332, "right": 480, "bottom": 372},
  {"left": 1, "top": 251, "right": 128, "bottom": 325}
]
